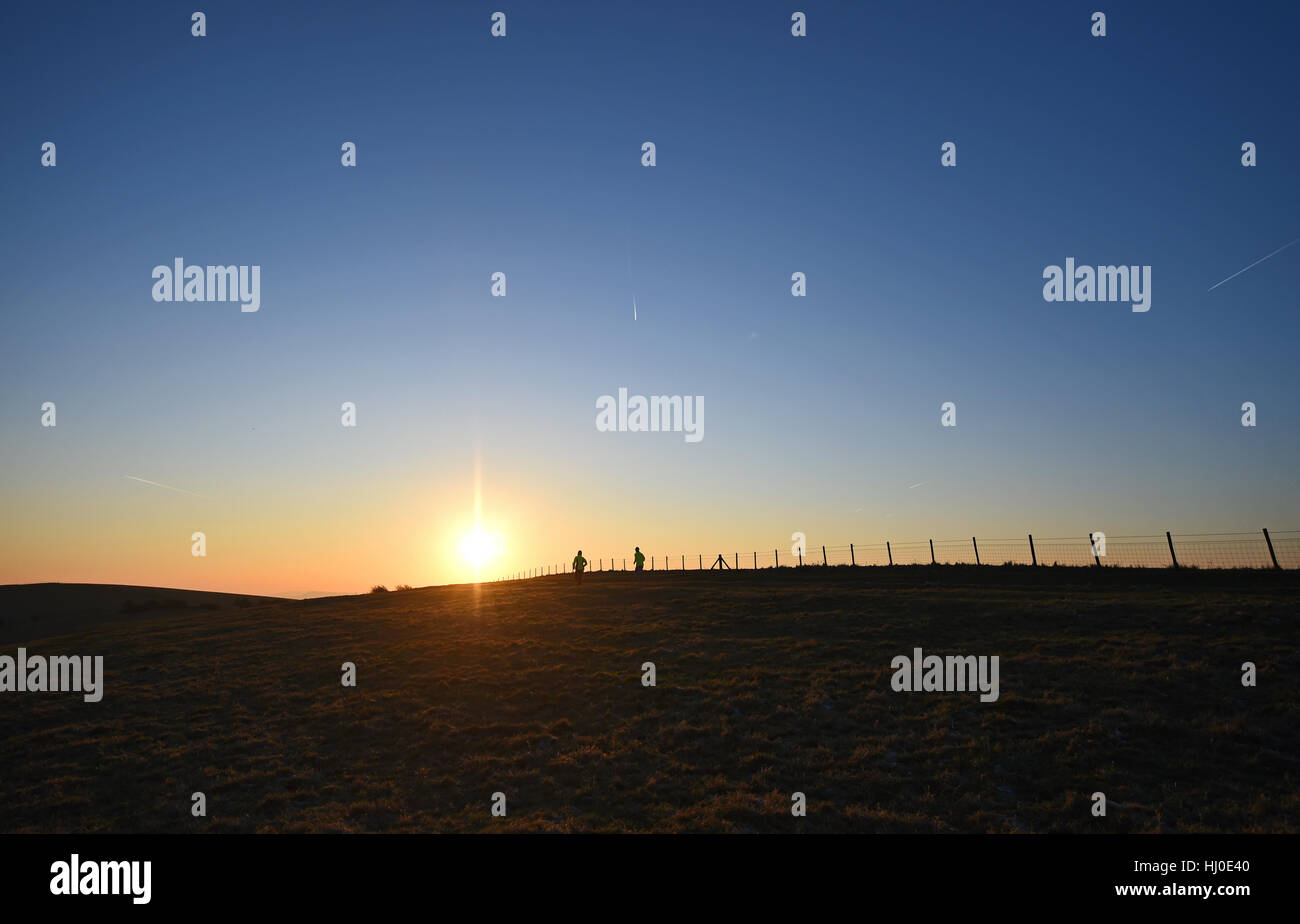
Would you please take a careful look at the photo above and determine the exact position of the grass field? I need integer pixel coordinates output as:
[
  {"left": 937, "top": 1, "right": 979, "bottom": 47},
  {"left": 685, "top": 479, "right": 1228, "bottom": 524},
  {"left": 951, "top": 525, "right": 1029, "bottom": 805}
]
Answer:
[{"left": 1, "top": 566, "right": 1296, "bottom": 833}]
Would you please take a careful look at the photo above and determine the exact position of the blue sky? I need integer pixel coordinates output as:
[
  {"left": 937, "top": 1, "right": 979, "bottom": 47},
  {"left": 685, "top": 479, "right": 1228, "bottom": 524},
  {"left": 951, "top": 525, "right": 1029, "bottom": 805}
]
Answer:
[{"left": 1, "top": 1, "right": 1297, "bottom": 590}]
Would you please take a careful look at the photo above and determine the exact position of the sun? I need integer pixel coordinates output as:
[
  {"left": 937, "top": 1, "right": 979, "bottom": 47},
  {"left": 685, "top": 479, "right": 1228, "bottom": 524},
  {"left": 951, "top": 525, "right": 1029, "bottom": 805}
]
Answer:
[{"left": 459, "top": 529, "right": 504, "bottom": 569}]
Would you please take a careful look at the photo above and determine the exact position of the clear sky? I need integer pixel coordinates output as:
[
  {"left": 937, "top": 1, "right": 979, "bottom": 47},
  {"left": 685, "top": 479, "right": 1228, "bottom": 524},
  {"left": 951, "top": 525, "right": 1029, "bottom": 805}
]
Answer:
[{"left": 2, "top": 1, "right": 1297, "bottom": 593}]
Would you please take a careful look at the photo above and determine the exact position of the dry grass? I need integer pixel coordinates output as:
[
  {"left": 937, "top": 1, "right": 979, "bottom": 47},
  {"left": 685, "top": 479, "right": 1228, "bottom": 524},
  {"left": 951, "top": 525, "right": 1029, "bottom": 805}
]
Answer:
[{"left": 1, "top": 566, "right": 1296, "bottom": 833}]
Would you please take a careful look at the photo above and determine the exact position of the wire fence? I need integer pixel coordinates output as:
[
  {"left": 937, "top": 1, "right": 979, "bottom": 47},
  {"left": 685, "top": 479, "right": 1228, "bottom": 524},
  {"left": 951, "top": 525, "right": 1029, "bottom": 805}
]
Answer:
[{"left": 498, "top": 529, "right": 1300, "bottom": 580}]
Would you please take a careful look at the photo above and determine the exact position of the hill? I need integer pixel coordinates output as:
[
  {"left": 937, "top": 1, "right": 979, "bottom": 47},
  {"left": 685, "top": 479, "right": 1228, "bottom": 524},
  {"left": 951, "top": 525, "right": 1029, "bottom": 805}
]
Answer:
[
  {"left": 1, "top": 567, "right": 1296, "bottom": 832},
  {"left": 0, "top": 583, "right": 283, "bottom": 646}
]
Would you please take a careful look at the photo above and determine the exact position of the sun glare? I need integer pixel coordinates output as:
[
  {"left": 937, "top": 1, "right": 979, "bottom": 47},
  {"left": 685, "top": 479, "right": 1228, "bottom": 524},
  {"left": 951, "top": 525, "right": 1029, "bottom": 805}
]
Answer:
[{"left": 459, "top": 530, "right": 504, "bottom": 570}]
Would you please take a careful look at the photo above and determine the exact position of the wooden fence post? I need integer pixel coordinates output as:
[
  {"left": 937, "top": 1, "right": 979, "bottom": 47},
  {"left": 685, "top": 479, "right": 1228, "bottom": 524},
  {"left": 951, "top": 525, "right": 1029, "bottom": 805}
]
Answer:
[
  {"left": 822, "top": 545, "right": 828, "bottom": 566},
  {"left": 754, "top": 551, "right": 757, "bottom": 569},
  {"left": 1166, "top": 531, "right": 1178, "bottom": 569},
  {"left": 699, "top": 554, "right": 703, "bottom": 569},
  {"left": 887, "top": 541, "right": 892, "bottom": 566},
  {"left": 1263, "top": 528, "right": 1280, "bottom": 569},
  {"left": 735, "top": 553, "right": 738, "bottom": 569},
  {"left": 1028, "top": 534, "right": 1036, "bottom": 566},
  {"left": 930, "top": 539, "right": 936, "bottom": 565},
  {"left": 850, "top": 543, "right": 855, "bottom": 565},
  {"left": 775, "top": 549, "right": 779, "bottom": 568},
  {"left": 972, "top": 537, "right": 980, "bottom": 565},
  {"left": 1089, "top": 534, "right": 1102, "bottom": 567}
]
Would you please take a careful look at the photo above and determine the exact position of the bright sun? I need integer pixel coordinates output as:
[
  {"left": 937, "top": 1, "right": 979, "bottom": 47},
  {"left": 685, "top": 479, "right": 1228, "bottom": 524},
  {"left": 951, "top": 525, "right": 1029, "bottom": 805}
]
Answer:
[{"left": 459, "top": 530, "right": 504, "bottom": 569}]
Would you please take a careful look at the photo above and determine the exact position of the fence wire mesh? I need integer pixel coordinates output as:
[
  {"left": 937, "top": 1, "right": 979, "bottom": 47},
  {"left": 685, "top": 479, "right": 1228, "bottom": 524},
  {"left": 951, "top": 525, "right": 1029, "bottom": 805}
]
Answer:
[{"left": 507, "top": 530, "right": 1296, "bottom": 579}]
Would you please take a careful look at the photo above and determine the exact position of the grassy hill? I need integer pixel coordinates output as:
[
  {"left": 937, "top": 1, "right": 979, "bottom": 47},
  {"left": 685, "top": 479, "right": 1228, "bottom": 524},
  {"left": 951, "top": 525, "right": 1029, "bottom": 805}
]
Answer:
[
  {"left": 1, "top": 566, "right": 1296, "bottom": 833},
  {"left": 0, "top": 583, "right": 282, "bottom": 646}
]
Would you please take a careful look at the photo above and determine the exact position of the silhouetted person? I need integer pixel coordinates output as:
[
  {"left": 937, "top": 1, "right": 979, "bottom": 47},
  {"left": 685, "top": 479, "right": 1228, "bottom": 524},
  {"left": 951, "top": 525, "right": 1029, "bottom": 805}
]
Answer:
[
  {"left": 634, "top": 547, "right": 645, "bottom": 572},
  {"left": 572, "top": 550, "right": 587, "bottom": 584}
]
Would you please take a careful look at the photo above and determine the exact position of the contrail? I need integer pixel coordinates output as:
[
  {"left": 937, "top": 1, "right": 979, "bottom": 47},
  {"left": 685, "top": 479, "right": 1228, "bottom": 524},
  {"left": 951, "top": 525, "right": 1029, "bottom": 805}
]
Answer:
[
  {"left": 907, "top": 481, "right": 927, "bottom": 489},
  {"left": 125, "top": 475, "right": 206, "bottom": 498},
  {"left": 1208, "top": 236, "right": 1300, "bottom": 291}
]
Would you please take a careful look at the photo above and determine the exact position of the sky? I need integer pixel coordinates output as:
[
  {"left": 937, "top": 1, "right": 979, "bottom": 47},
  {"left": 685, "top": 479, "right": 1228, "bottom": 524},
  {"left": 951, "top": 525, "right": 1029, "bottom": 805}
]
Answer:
[{"left": 1, "top": 1, "right": 1298, "bottom": 594}]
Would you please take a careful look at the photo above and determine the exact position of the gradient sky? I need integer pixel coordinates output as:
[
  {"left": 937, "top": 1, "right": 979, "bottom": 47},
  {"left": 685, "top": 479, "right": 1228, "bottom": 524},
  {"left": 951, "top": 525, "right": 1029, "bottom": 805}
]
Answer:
[{"left": 2, "top": 1, "right": 1298, "bottom": 593}]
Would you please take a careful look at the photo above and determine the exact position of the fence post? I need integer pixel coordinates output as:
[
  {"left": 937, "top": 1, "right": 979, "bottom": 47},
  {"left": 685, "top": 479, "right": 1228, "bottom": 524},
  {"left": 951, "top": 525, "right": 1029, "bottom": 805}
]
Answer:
[
  {"left": 1263, "top": 528, "right": 1280, "bottom": 569},
  {"left": 1166, "top": 531, "right": 1178, "bottom": 569},
  {"left": 972, "top": 537, "right": 980, "bottom": 565},
  {"left": 735, "top": 553, "right": 738, "bottom": 569},
  {"left": 754, "top": 551, "right": 757, "bottom": 569},
  {"left": 930, "top": 539, "right": 935, "bottom": 565},
  {"left": 850, "top": 543, "right": 855, "bottom": 565},
  {"left": 775, "top": 549, "right": 779, "bottom": 568},
  {"left": 798, "top": 548, "right": 803, "bottom": 566},
  {"left": 1028, "top": 534, "right": 1036, "bottom": 566},
  {"left": 1089, "top": 534, "right": 1102, "bottom": 567},
  {"left": 699, "top": 554, "right": 703, "bottom": 569},
  {"left": 887, "top": 541, "right": 893, "bottom": 566},
  {"left": 651, "top": 556, "right": 655, "bottom": 570},
  {"left": 822, "top": 545, "right": 828, "bottom": 566}
]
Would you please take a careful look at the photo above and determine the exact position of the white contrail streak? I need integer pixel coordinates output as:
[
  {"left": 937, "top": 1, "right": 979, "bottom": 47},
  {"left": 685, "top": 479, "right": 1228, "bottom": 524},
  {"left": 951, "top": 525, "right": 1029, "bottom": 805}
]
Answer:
[
  {"left": 1207, "top": 236, "right": 1300, "bottom": 291},
  {"left": 125, "top": 475, "right": 206, "bottom": 498}
]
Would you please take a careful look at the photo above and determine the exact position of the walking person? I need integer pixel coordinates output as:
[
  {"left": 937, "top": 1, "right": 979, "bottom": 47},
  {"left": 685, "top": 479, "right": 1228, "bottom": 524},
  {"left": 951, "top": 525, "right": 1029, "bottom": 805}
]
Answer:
[
  {"left": 572, "top": 550, "right": 587, "bottom": 584},
  {"left": 634, "top": 547, "right": 645, "bottom": 572}
]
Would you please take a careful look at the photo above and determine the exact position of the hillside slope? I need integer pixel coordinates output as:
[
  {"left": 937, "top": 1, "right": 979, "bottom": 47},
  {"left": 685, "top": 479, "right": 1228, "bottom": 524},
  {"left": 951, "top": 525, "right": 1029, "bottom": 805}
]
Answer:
[
  {"left": 0, "top": 583, "right": 283, "bottom": 646},
  {"left": 1, "top": 567, "right": 1296, "bottom": 833}
]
